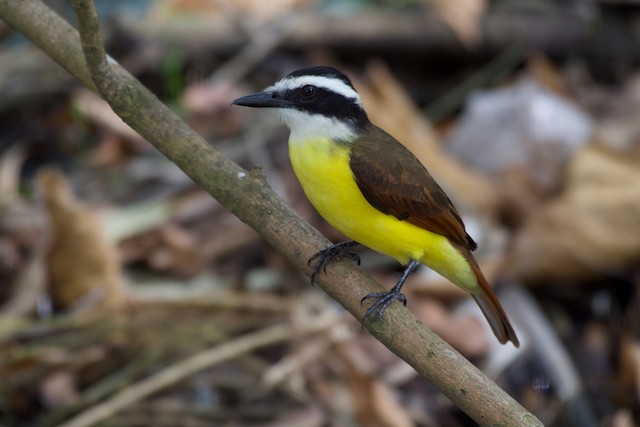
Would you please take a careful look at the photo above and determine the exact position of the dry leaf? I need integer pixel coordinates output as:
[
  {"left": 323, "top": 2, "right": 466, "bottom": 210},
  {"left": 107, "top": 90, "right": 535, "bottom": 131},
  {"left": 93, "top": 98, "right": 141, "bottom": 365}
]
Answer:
[
  {"left": 38, "top": 168, "right": 126, "bottom": 312},
  {"left": 149, "top": 224, "right": 204, "bottom": 277},
  {"left": 413, "top": 298, "right": 490, "bottom": 357},
  {"left": 528, "top": 53, "right": 574, "bottom": 100},
  {"left": 182, "top": 81, "right": 240, "bottom": 115},
  {"left": 338, "top": 341, "right": 415, "bottom": 427},
  {"left": 91, "top": 133, "right": 135, "bottom": 168},
  {"left": 370, "top": 380, "right": 415, "bottom": 427},
  {"left": 446, "top": 76, "right": 593, "bottom": 194},
  {"left": 610, "top": 410, "right": 635, "bottom": 427},
  {"left": 510, "top": 143, "right": 640, "bottom": 283},
  {"left": 425, "top": 0, "right": 487, "bottom": 47}
]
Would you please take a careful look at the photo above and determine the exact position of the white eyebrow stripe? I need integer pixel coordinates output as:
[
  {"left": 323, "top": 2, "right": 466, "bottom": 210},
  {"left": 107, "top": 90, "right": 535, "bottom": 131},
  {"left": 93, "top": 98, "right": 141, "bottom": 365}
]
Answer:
[{"left": 268, "top": 75, "right": 362, "bottom": 106}]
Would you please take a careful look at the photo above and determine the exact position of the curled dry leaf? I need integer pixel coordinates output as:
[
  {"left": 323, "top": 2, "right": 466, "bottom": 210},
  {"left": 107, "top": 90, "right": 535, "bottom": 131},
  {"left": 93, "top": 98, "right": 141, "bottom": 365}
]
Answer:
[
  {"left": 510, "top": 143, "right": 640, "bottom": 283},
  {"left": 38, "top": 168, "right": 126, "bottom": 313}
]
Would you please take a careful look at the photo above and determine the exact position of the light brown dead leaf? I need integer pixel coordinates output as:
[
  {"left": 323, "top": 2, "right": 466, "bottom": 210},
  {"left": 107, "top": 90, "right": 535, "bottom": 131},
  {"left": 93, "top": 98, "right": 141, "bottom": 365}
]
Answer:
[
  {"left": 610, "top": 410, "right": 635, "bottom": 427},
  {"left": 91, "top": 133, "right": 135, "bottom": 168},
  {"left": 38, "top": 168, "right": 126, "bottom": 313},
  {"left": 370, "top": 380, "right": 415, "bottom": 427},
  {"left": 510, "top": 143, "right": 640, "bottom": 283},
  {"left": 528, "top": 53, "right": 574, "bottom": 100},
  {"left": 200, "top": 217, "right": 260, "bottom": 262},
  {"left": 149, "top": 224, "right": 204, "bottom": 278},
  {"left": 182, "top": 81, "right": 247, "bottom": 138},
  {"left": 337, "top": 342, "right": 415, "bottom": 427},
  {"left": 413, "top": 298, "right": 490, "bottom": 357},
  {"left": 424, "top": 0, "right": 487, "bottom": 47},
  {"left": 182, "top": 81, "right": 240, "bottom": 116}
]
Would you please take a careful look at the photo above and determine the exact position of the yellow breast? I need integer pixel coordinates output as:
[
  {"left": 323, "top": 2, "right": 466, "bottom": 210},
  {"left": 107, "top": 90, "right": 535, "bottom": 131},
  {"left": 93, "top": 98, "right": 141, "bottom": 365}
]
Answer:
[{"left": 288, "top": 137, "right": 476, "bottom": 290}]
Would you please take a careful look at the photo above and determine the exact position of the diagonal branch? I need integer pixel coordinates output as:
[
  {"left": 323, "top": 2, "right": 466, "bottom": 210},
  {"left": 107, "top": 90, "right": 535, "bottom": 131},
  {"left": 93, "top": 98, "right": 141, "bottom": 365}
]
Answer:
[{"left": 0, "top": 1, "right": 542, "bottom": 426}]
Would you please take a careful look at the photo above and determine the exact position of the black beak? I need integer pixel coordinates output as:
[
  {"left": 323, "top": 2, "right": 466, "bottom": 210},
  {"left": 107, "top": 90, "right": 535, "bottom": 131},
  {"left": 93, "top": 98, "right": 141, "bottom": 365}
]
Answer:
[{"left": 232, "top": 91, "right": 292, "bottom": 108}]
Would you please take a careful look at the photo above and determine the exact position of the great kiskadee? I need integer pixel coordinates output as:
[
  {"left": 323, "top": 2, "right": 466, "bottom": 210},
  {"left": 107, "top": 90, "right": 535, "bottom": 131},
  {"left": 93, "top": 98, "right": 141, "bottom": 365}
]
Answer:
[{"left": 233, "top": 66, "right": 519, "bottom": 347}]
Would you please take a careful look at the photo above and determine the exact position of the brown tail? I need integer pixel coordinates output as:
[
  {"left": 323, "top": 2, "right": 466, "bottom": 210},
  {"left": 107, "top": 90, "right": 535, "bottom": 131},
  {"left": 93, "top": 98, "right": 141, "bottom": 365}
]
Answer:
[{"left": 464, "top": 251, "right": 520, "bottom": 347}]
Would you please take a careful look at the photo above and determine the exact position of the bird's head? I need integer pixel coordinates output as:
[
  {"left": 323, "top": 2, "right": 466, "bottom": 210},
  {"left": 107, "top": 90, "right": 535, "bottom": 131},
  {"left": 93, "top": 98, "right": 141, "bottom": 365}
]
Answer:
[{"left": 232, "top": 66, "right": 369, "bottom": 142}]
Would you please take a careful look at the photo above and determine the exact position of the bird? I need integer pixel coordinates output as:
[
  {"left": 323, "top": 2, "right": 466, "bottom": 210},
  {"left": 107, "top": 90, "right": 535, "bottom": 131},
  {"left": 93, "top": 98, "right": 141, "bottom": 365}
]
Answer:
[{"left": 232, "top": 66, "right": 519, "bottom": 347}]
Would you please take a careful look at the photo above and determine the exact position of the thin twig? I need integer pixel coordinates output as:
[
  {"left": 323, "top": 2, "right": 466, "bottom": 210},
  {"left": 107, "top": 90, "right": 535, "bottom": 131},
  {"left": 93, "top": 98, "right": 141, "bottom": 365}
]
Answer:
[{"left": 56, "top": 323, "right": 292, "bottom": 427}]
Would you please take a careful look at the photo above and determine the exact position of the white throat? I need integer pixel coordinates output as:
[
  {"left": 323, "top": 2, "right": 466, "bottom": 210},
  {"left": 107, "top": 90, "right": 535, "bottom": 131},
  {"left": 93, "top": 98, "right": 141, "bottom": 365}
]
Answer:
[{"left": 278, "top": 108, "right": 358, "bottom": 143}]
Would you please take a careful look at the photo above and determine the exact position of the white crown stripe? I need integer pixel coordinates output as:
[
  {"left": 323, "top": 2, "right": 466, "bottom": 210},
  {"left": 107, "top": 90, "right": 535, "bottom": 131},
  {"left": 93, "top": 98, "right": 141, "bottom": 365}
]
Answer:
[{"left": 269, "top": 75, "right": 362, "bottom": 106}]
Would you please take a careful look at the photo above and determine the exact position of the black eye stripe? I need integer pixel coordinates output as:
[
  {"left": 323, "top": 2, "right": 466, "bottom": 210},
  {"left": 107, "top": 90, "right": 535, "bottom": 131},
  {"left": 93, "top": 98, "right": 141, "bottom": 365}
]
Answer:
[{"left": 278, "top": 86, "right": 368, "bottom": 132}]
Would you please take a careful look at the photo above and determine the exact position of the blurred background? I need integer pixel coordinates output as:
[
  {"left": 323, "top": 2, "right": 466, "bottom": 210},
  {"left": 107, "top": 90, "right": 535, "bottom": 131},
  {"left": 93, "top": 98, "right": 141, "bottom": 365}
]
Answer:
[{"left": 1, "top": 0, "right": 640, "bottom": 426}]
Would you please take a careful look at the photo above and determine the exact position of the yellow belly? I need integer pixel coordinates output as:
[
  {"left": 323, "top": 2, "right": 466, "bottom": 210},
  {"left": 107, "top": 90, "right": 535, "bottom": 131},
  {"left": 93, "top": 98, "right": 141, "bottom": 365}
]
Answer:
[{"left": 289, "top": 137, "right": 478, "bottom": 291}]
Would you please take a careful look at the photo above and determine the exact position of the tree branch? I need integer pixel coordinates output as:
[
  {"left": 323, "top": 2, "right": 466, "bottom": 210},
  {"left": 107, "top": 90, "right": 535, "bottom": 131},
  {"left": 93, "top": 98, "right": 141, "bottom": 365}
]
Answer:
[{"left": 0, "top": 1, "right": 542, "bottom": 426}]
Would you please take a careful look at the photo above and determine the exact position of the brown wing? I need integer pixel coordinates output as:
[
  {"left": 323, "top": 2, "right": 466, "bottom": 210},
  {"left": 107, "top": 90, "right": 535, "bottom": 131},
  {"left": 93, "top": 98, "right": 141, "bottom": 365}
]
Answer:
[{"left": 350, "top": 126, "right": 477, "bottom": 251}]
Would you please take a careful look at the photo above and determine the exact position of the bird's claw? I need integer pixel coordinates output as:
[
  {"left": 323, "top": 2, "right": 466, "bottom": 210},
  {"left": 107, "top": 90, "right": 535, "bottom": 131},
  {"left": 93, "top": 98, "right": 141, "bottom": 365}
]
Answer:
[
  {"left": 308, "top": 241, "right": 360, "bottom": 285},
  {"left": 361, "top": 290, "right": 407, "bottom": 323}
]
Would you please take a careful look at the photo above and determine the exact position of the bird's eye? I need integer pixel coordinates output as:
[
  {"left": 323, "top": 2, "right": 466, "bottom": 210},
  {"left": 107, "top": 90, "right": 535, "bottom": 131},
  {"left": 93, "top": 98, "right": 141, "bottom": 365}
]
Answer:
[{"left": 300, "top": 85, "right": 315, "bottom": 97}]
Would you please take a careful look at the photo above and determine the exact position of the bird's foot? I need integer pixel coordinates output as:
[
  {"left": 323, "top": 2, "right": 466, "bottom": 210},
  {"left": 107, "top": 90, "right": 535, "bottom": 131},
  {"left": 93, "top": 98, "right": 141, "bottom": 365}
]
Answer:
[
  {"left": 308, "top": 241, "right": 360, "bottom": 285},
  {"left": 360, "top": 259, "right": 419, "bottom": 324},
  {"left": 361, "top": 289, "right": 407, "bottom": 323}
]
